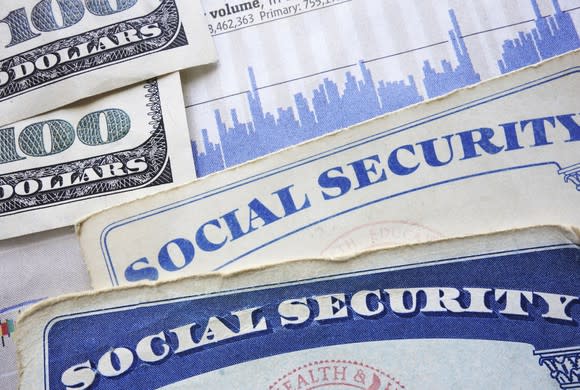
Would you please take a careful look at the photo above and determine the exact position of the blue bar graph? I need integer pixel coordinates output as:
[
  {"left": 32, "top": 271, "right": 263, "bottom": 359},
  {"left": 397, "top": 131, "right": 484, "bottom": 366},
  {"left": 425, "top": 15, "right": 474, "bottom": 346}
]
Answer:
[
  {"left": 423, "top": 10, "right": 481, "bottom": 98},
  {"left": 498, "top": 0, "right": 580, "bottom": 73},
  {"left": 193, "top": 1, "right": 579, "bottom": 177}
]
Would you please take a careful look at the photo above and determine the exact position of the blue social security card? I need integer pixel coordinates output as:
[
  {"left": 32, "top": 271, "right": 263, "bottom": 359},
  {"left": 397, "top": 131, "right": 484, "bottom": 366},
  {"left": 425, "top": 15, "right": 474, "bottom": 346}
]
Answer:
[{"left": 16, "top": 226, "right": 580, "bottom": 389}]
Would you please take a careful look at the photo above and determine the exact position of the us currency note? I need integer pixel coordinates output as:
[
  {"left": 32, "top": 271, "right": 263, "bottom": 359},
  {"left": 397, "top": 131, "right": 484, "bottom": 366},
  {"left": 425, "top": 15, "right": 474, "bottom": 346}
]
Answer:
[
  {"left": 79, "top": 50, "right": 580, "bottom": 289},
  {"left": 0, "top": 0, "right": 216, "bottom": 126},
  {"left": 0, "top": 72, "right": 195, "bottom": 239},
  {"left": 16, "top": 226, "right": 580, "bottom": 389}
]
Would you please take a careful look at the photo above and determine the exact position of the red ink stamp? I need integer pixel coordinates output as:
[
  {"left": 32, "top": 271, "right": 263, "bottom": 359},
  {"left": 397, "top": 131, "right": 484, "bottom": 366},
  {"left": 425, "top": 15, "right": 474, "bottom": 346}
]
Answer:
[
  {"left": 269, "top": 359, "right": 405, "bottom": 390},
  {"left": 321, "top": 220, "right": 443, "bottom": 257}
]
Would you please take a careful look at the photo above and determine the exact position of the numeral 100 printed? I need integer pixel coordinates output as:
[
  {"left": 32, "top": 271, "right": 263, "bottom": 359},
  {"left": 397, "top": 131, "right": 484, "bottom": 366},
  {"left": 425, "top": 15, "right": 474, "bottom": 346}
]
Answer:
[{"left": 1, "top": 0, "right": 139, "bottom": 48}]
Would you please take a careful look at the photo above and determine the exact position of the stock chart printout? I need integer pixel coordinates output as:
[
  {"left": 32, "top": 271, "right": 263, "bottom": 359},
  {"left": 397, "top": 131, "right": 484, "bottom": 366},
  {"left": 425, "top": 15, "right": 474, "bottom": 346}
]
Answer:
[{"left": 184, "top": 0, "right": 580, "bottom": 177}]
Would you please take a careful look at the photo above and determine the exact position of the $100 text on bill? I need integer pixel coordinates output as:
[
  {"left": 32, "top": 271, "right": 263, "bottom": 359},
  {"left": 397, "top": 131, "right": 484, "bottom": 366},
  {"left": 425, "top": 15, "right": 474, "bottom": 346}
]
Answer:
[
  {"left": 0, "top": 0, "right": 216, "bottom": 126},
  {"left": 0, "top": 72, "right": 195, "bottom": 239}
]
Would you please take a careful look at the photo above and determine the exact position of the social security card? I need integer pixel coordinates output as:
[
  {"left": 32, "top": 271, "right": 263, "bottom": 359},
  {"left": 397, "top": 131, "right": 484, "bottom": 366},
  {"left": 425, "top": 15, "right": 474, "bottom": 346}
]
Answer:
[
  {"left": 16, "top": 226, "right": 580, "bottom": 389},
  {"left": 80, "top": 50, "right": 580, "bottom": 289}
]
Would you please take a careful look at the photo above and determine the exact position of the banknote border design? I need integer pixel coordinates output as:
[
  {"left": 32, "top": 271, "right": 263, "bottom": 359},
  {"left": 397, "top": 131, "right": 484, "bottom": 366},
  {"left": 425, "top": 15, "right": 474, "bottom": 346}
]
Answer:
[
  {"left": 0, "top": 79, "right": 174, "bottom": 216},
  {"left": 0, "top": 0, "right": 188, "bottom": 101},
  {"left": 40, "top": 243, "right": 579, "bottom": 389},
  {"left": 97, "top": 66, "right": 580, "bottom": 287}
]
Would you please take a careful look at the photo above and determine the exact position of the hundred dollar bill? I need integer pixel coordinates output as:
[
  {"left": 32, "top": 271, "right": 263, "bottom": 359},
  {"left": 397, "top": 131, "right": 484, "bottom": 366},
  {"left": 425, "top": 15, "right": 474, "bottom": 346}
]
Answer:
[
  {"left": 16, "top": 226, "right": 580, "bottom": 389},
  {"left": 79, "top": 50, "right": 580, "bottom": 289},
  {"left": 0, "top": 72, "right": 195, "bottom": 239},
  {"left": 0, "top": 0, "right": 216, "bottom": 126}
]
